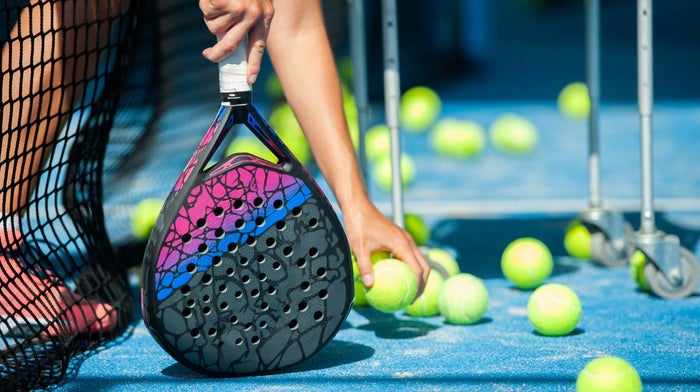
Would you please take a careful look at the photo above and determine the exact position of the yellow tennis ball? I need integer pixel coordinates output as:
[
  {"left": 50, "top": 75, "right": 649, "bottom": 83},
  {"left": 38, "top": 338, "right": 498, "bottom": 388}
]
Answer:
[
  {"left": 365, "top": 258, "right": 418, "bottom": 313},
  {"left": 404, "top": 269, "right": 445, "bottom": 317},
  {"left": 351, "top": 251, "right": 393, "bottom": 307},
  {"left": 404, "top": 213, "right": 430, "bottom": 246},
  {"left": 342, "top": 89, "right": 361, "bottom": 151},
  {"left": 347, "top": 119, "right": 360, "bottom": 153},
  {"left": 489, "top": 113, "right": 538, "bottom": 155},
  {"left": 342, "top": 87, "right": 358, "bottom": 124},
  {"left": 281, "top": 132, "right": 312, "bottom": 166},
  {"left": 365, "top": 124, "right": 391, "bottom": 163},
  {"left": 426, "top": 247, "right": 461, "bottom": 278},
  {"left": 266, "top": 103, "right": 312, "bottom": 165},
  {"left": 352, "top": 250, "right": 389, "bottom": 265},
  {"left": 438, "top": 273, "right": 489, "bottom": 325},
  {"left": 501, "top": 237, "right": 553, "bottom": 289},
  {"left": 558, "top": 81, "right": 590, "bottom": 120},
  {"left": 372, "top": 154, "right": 416, "bottom": 191},
  {"left": 264, "top": 73, "right": 284, "bottom": 102},
  {"left": 527, "top": 283, "right": 581, "bottom": 336},
  {"left": 564, "top": 220, "right": 592, "bottom": 260},
  {"left": 226, "top": 136, "right": 277, "bottom": 163},
  {"left": 576, "top": 356, "right": 642, "bottom": 392},
  {"left": 131, "top": 198, "right": 163, "bottom": 242},
  {"left": 268, "top": 102, "right": 298, "bottom": 130},
  {"left": 370, "top": 250, "right": 391, "bottom": 264},
  {"left": 629, "top": 250, "right": 651, "bottom": 292},
  {"left": 399, "top": 86, "right": 442, "bottom": 133},
  {"left": 337, "top": 57, "right": 354, "bottom": 85},
  {"left": 430, "top": 118, "right": 486, "bottom": 158}
]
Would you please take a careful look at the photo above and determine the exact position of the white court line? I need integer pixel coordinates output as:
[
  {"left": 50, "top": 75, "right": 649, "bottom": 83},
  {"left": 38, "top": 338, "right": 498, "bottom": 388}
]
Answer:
[{"left": 371, "top": 197, "right": 700, "bottom": 218}]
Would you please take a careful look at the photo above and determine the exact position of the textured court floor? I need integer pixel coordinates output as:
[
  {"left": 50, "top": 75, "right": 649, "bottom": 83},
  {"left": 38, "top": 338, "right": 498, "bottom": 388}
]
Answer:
[
  {"left": 56, "top": 99, "right": 700, "bottom": 392},
  {"left": 52, "top": 0, "right": 700, "bottom": 390}
]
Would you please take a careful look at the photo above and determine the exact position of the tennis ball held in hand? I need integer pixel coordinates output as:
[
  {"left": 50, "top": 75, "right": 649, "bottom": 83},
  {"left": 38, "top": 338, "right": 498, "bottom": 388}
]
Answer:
[{"left": 365, "top": 258, "right": 418, "bottom": 313}]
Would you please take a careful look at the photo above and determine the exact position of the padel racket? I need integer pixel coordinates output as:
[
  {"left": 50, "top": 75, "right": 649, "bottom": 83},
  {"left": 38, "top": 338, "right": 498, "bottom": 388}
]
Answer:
[{"left": 141, "top": 39, "right": 353, "bottom": 375}]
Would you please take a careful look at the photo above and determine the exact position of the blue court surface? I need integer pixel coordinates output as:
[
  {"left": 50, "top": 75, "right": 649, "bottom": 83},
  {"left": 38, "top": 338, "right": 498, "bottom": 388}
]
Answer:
[
  {"left": 58, "top": 0, "right": 700, "bottom": 390},
  {"left": 64, "top": 99, "right": 700, "bottom": 392}
]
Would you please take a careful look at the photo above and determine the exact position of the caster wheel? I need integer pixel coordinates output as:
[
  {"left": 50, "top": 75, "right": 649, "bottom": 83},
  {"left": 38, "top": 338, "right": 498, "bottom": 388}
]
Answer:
[
  {"left": 643, "top": 247, "right": 699, "bottom": 299},
  {"left": 589, "top": 223, "right": 632, "bottom": 268}
]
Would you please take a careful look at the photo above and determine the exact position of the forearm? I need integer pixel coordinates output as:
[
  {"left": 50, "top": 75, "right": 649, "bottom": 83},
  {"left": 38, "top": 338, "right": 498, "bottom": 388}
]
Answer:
[
  {"left": 265, "top": 0, "right": 429, "bottom": 292},
  {"left": 266, "top": 0, "right": 370, "bottom": 215}
]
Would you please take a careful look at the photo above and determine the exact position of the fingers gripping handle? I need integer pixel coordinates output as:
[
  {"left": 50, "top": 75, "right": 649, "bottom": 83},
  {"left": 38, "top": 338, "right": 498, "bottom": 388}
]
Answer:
[{"left": 218, "top": 36, "right": 252, "bottom": 97}]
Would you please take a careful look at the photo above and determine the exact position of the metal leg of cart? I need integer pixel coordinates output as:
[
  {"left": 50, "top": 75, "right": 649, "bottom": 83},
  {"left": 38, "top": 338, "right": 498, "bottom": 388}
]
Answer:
[
  {"left": 349, "top": 0, "right": 405, "bottom": 226},
  {"left": 578, "top": 0, "right": 632, "bottom": 268},
  {"left": 348, "top": 0, "right": 371, "bottom": 188},
  {"left": 381, "top": 0, "right": 405, "bottom": 228},
  {"left": 629, "top": 0, "right": 699, "bottom": 298}
]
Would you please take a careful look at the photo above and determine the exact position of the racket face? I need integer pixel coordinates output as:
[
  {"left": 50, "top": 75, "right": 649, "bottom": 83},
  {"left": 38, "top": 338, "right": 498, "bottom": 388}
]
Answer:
[{"left": 141, "top": 105, "right": 353, "bottom": 375}]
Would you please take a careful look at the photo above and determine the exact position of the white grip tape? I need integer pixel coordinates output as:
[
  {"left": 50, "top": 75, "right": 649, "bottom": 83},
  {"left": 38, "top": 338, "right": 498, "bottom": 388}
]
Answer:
[{"left": 218, "top": 36, "right": 252, "bottom": 93}]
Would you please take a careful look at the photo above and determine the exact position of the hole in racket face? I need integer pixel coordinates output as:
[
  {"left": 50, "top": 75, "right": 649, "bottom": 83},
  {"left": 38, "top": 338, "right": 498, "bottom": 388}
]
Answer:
[{"left": 155, "top": 197, "right": 347, "bottom": 374}]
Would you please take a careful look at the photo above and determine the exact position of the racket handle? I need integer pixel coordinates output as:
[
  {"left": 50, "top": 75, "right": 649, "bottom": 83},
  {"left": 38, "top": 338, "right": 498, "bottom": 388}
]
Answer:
[{"left": 218, "top": 36, "right": 252, "bottom": 95}]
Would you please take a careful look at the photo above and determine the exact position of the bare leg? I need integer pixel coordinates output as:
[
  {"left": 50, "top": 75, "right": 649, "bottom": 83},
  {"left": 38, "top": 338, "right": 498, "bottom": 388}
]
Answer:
[{"left": 0, "top": 0, "right": 130, "bottom": 337}]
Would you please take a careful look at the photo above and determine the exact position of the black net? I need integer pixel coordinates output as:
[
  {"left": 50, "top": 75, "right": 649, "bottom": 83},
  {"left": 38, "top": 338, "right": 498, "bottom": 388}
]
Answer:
[
  {"left": 1, "top": 0, "right": 349, "bottom": 389},
  {"left": 1, "top": 1, "right": 140, "bottom": 390}
]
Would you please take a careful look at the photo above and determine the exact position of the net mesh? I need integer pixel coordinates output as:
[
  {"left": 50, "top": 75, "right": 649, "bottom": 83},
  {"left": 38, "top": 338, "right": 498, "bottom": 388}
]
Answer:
[
  {"left": 1, "top": 0, "right": 348, "bottom": 389},
  {"left": 1, "top": 1, "right": 141, "bottom": 390}
]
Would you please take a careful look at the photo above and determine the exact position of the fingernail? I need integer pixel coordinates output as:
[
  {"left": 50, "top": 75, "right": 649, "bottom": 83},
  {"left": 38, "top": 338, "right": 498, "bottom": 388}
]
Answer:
[
  {"left": 362, "top": 274, "right": 373, "bottom": 287},
  {"left": 249, "top": 73, "right": 258, "bottom": 84}
]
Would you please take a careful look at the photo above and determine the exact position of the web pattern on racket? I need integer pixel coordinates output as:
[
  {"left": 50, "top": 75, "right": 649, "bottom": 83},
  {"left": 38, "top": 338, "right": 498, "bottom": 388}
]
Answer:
[{"left": 149, "top": 162, "right": 350, "bottom": 373}]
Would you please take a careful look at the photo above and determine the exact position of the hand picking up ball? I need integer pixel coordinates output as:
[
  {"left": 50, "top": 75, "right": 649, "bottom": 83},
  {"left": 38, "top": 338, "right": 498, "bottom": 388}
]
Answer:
[{"left": 365, "top": 258, "right": 418, "bottom": 313}]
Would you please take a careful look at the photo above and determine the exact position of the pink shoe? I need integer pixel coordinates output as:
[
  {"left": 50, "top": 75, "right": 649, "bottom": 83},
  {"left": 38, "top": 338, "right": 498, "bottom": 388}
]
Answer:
[{"left": 0, "top": 230, "right": 118, "bottom": 338}]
